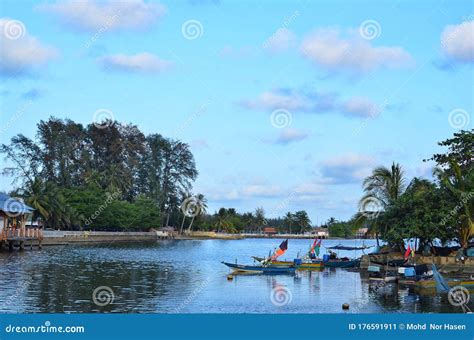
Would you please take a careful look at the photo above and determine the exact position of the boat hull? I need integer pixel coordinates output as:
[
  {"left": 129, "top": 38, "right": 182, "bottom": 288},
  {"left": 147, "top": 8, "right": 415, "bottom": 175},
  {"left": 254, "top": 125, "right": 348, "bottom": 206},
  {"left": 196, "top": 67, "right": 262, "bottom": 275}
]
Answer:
[
  {"left": 222, "top": 262, "right": 296, "bottom": 274},
  {"left": 324, "top": 259, "right": 360, "bottom": 268},
  {"left": 415, "top": 279, "right": 474, "bottom": 290}
]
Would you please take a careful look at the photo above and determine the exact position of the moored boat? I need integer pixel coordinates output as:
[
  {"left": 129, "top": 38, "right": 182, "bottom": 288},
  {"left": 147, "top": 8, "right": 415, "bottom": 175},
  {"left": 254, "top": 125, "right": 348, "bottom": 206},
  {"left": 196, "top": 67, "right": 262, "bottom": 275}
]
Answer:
[
  {"left": 414, "top": 278, "right": 474, "bottom": 290},
  {"left": 221, "top": 261, "right": 297, "bottom": 274},
  {"left": 324, "top": 258, "right": 360, "bottom": 268},
  {"left": 252, "top": 256, "right": 324, "bottom": 270}
]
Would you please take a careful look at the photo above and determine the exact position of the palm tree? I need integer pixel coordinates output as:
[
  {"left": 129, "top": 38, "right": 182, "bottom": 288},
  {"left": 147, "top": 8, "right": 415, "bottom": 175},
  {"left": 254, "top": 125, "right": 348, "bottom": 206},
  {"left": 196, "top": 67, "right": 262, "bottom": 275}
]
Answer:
[
  {"left": 358, "top": 162, "right": 406, "bottom": 245},
  {"left": 435, "top": 161, "right": 473, "bottom": 247},
  {"left": 284, "top": 212, "right": 294, "bottom": 234},
  {"left": 187, "top": 194, "right": 207, "bottom": 232},
  {"left": 254, "top": 207, "right": 265, "bottom": 233},
  {"left": 360, "top": 162, "right": 406, "bottom": 208},
  {"left": 21, "top": 178, "right": 51, "bottom": 221},
  {"left": 214, "top": 208, "right": 231, "bottom": 233},
  {"left": 294, "top": 210, "right": 311, "bottom": 233}
]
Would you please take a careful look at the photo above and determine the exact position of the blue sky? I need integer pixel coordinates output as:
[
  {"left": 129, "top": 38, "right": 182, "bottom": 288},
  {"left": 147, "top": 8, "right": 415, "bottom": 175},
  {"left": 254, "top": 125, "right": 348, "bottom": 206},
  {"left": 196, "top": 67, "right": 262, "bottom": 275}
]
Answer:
[{"left": 0, "top": 0, "right": 473, "bottom": 224}]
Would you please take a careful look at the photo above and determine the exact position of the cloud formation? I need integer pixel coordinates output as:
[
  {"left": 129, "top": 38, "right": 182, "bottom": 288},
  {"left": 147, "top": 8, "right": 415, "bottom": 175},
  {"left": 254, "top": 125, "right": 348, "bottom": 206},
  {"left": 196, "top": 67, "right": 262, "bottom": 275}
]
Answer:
[
  {"left": 38, "top": 0, "right": 166, "bottom": 32},
  {"left": 301, "top": 28, "right": 413, "bottom": 74},
  {"left": 440, "top": 20, "right": 474, "bottom": 63},
  {"left": 240, "top": 88, "right": 381, "bottom": 118},
  {"left": 263, "top": 28, "right": 296, "bottom": 52},
  {"left": 320, "top": 153, "right": 375, "bottom": 184},
  {"left": 98, "top": 53, "right": 173, "bottom": 74},
  {"left": 0, "top": 18, "right": 57, "bottom": 77},
  {"left": 275, "top": 128, "right": 309, "bottom": 145}
]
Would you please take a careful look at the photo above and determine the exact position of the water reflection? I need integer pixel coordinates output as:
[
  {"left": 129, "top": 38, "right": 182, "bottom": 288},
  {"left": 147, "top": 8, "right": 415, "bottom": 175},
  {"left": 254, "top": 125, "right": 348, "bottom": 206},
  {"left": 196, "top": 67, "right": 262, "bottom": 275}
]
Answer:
[{"left": 0, "top": 239, "right": 471, "bottom": 313}]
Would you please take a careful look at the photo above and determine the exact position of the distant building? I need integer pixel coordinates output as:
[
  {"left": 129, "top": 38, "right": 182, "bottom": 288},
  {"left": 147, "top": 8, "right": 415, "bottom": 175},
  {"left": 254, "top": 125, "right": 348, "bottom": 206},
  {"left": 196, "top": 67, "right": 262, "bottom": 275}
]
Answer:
[
  {"left": 356, "top": 227, "right": 369, "bottom": 238},
  {"left": 263, "top": 227, "right": 277, "bottom": 235},
  {"left": 310, "top": 227, "right": 329, "bottom": 239}
]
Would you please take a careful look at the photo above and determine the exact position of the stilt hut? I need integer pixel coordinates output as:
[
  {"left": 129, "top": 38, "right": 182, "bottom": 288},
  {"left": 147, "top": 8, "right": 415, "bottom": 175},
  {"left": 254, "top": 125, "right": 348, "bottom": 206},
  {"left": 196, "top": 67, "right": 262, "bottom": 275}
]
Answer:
[{"left": 0, "top": 193, "right": 42, "bottom": 250}]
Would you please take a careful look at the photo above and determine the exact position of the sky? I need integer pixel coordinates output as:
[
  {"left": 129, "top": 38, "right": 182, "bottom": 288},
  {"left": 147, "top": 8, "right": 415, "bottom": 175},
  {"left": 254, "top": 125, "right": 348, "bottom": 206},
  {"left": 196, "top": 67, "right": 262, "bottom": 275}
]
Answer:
[{"left": 0, "top": 0, "right": 473, "bottom": 224}]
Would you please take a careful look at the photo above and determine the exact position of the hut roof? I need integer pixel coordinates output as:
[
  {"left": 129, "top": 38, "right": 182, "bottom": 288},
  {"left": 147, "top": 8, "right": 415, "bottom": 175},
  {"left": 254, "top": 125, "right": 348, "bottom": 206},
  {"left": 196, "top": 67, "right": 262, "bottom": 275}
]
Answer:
[{"left": 0, "top": 193, "right": 34, "bottom": 214}]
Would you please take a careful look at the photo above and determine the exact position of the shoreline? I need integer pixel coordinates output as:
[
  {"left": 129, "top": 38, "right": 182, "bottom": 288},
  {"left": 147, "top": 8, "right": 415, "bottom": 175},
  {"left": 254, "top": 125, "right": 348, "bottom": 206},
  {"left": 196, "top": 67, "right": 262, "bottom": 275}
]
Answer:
[{"left": 40, "top": 230, "right": 369, "bottom": 244}]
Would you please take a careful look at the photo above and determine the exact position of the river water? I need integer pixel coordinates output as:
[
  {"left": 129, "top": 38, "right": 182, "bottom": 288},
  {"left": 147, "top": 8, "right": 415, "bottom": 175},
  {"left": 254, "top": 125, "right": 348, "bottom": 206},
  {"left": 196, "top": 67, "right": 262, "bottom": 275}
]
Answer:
[{"left": 0, "top": 238, "right": 470, "bottom": 313}]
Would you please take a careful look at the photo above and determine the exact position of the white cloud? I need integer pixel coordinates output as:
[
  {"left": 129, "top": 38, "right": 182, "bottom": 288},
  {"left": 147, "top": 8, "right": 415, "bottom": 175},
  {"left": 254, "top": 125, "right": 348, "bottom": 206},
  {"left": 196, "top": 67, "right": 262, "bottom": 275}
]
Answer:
[
  {"left": 0, "top": 18, "right": 57, "bottom": 77},
  {"left": 240, "top": 88, "right": 381, "bottom": 118},
  {"left": 98, "top": 53, "right": 173, "bottom": 73},
  {"left": 341, "top": 97, "right": 381, "bottom": 118},
  {"left": 38, "top": 0, "right": 166, "bottom": 32},
  {"left": 239, "top": 89, "right": 335, "bottom": 112},
  {"left": 263, "top": 28, "right": 296, "bottom": 52},
  {"left": 320, "top": 153, "right": 375, "bottom": 184},
  {"left": 441, "top": 20, "right": 474, "bottom": 63},
  {"left": 275, "top": 128, "right": 309, "bottom": 144},
  {"left": 301, "top": 28, "right": 413, "bottom": 73}
]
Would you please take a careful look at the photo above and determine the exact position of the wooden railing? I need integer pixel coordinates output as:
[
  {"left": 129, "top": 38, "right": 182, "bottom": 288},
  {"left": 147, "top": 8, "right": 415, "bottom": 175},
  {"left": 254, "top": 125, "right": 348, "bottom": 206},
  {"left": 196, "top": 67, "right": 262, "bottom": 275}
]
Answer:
[{"left": 0, "top": 228, "right": 43, "bottom": 241}]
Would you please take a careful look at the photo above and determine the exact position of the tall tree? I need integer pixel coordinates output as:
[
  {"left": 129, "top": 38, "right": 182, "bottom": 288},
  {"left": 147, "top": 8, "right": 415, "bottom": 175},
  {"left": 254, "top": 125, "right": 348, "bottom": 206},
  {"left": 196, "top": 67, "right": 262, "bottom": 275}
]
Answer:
[
  {"left": 284, "top": 212, "right": 294, "bottom": 234},
  {"left": 254, "top": 207, "right": 266, "bottom": 233},
  {"left": 358, "top": 162, "right": 406, "bottom": 244}
]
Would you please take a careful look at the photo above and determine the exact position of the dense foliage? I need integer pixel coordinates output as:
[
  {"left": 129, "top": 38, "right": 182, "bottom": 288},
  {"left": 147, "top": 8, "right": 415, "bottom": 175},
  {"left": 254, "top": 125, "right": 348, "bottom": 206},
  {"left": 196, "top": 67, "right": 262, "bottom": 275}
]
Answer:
[
  {"left": 358, "top": 129, "right": 473, "bottom": 249},
  {"left": 1, "top": 117, "right": 197, "bottom": 230}
]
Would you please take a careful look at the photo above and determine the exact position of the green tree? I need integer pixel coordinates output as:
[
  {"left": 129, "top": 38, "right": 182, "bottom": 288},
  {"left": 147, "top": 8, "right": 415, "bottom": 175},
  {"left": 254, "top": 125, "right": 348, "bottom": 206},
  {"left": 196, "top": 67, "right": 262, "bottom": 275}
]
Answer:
[
  {"left": 254, "top": 207, "right": 266, "bottom": 233},
  {"left": 294, "top": 210, "right": 311, "bottom": 233},
  {"left": 284, "top": 212, "right": 294, "bottom": 234}
]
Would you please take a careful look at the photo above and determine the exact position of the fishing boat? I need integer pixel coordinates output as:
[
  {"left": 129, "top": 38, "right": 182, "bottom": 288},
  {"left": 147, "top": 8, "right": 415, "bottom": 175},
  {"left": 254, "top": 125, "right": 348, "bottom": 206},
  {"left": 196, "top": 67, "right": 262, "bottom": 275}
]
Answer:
[
  {"left": 415, "top": 278, "right": 474, "bottom": 290},
  {"left": 252, "top": 238, "right": 325, "bottom": 270},
  {"left": 221, "top": 261, "right": 297, "bottom": 274},
  {"left": 324, "top": 258, "right": 360, "bottom": 268},
  {"left": 252, "top": 256, "right": 324, "bottom": 270}
]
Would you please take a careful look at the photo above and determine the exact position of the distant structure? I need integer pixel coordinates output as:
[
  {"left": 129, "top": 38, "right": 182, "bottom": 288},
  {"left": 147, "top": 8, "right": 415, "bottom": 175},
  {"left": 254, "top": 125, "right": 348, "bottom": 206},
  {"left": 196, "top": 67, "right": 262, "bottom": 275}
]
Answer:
[
  {"left": 355, "top": 227, "right": 369, "bottom": 239},
  {"left": 311, "top": 227, "right": 329, "bottom": 239},
  {"left": 263, "top": 227, "right": 277, "bottom": 235},
  {"left": 0, "top": 193, "right": 42, "bottom": 250}
]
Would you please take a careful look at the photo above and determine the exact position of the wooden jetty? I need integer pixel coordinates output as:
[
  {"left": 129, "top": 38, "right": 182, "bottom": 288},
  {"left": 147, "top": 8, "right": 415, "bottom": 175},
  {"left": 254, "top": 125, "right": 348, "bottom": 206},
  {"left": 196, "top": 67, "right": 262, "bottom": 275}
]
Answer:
[{"left": 0, "top": 193, "right": 42, "bottom": 250}]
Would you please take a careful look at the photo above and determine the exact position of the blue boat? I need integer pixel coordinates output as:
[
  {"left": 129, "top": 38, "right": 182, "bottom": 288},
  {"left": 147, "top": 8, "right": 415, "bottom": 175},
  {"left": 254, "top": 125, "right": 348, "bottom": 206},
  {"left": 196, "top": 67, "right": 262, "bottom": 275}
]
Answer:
[{"left": 221, "top": 261, "right": 297, "bottom": 274}]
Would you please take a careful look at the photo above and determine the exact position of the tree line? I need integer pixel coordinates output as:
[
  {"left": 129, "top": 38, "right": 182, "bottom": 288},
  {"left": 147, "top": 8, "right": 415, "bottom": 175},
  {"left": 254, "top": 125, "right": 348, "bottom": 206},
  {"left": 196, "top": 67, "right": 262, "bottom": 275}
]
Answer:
[
  {"left": 354, "top": 130, "right": 473, "bottom": 251},
  {"left": 1, "top": 117, "right": 198, "bottom": 230}
]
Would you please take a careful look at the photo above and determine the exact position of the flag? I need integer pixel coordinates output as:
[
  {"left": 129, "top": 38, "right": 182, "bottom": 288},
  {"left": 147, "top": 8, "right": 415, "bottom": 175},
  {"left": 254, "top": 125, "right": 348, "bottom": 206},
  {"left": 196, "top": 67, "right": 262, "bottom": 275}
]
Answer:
[
  {"left": 271, "top": 239, "right": 288, "bottom": 260},
  {"left": 308, "top": 239, "right": 322, "bottom": 257},
  {"left": 315, "top": 239, "right": 321, "bottom": 256},
  {"left": 404, "top": 245, "right": 411, "bottom": 259}
]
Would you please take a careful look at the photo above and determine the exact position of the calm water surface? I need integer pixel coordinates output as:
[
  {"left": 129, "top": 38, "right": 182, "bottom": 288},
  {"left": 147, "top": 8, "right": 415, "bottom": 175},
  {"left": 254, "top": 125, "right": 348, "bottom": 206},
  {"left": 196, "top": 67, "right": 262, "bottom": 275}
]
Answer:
[{"left": 0, "top": 239, "right": 471, "bottom": 313}]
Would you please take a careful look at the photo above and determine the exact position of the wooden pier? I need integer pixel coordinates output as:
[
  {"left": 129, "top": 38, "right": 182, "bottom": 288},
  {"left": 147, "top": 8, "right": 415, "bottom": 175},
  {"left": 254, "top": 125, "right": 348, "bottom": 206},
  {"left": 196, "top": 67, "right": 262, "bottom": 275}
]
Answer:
[{"left": 0, "top": 227, "right": 43, "bottom": 250}]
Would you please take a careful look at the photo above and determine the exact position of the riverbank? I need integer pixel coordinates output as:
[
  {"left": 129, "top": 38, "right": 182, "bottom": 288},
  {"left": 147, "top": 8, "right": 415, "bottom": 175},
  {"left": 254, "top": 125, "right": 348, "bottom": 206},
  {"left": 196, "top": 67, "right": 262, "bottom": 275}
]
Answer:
[{"left": 39, "top": 230, "right": 353, "bottom": 245}]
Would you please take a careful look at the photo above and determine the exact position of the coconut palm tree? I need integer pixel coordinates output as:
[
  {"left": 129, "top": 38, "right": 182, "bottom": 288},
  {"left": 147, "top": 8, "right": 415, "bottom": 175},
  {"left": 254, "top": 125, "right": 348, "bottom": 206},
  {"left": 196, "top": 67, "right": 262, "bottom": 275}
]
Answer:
[
  {"left": 358, "top": 162, "right": 407, "bottom": 245},
  {"left": 435, "top": 161, "right": 474, "bottom": 247},
  {"left": 187, "top": 194, "right": 207, "bottom": 232},
  {"left": 294, "top": 210, "right": 311, "bottom": 233},
  {"left": 214, "top": 208, "right": 231, "bottom": 233},
  {"left": 21, "top": 178, "right": 51, "bottom": 221},
  {"left": 284, "top": 212, "right": 294, "bottom": 234},
  {"left": 254, "top": 207, "right": 266, "bottom": 233}
]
